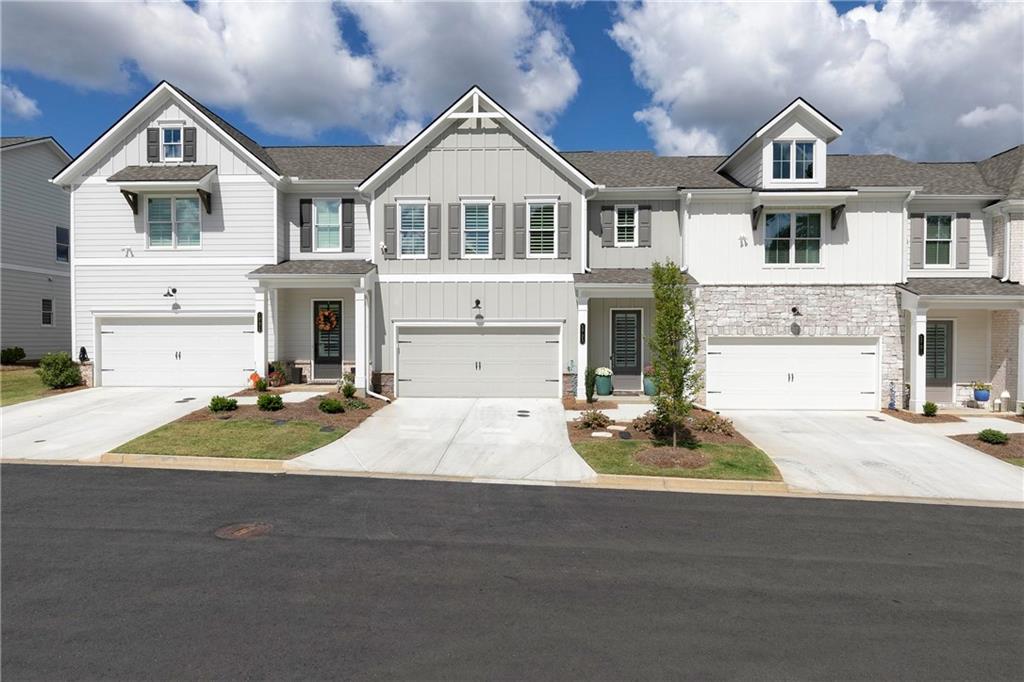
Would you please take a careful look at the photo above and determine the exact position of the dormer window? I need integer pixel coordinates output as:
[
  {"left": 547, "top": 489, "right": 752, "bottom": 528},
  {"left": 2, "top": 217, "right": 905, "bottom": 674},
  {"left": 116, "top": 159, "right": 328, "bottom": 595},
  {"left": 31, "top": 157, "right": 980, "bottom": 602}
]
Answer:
[
  {"left": 772, "top": 140, "right": 814, "bottom": 180},
  {"left": 161, "top": 125, "right": 183, "bottom": 162}
]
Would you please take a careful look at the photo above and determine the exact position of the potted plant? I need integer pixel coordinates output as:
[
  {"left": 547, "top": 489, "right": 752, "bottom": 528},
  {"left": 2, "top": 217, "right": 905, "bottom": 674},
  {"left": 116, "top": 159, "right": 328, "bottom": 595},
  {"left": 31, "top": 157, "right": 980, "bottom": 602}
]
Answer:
[
  {"left": 972, "top": 381, "right": 991, "bottom": 403},
  {"left": 595, "top": 367, "right": 613, "bottom": 396},
  {"left": 642, "top": 365, "right": 657, "bottom": 396},
  {"left": 268, "top": 361, "right": 287, "bottom": 388}
]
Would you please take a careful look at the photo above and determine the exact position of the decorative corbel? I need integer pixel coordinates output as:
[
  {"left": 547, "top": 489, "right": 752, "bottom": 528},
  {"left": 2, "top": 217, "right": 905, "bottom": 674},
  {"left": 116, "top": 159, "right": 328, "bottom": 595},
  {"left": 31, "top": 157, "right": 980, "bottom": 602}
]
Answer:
[
  {"left": 197, "top": 188, "right": 212, "bottom": 214},
  {"left": 831, "top": 204, "right": 846, "bottom": 230},
  {"left": 120, "top": 189, "right": 139, "bottom": 215},
  {"left": 751, "top": 204, "right": 763, "bottom": 231}
]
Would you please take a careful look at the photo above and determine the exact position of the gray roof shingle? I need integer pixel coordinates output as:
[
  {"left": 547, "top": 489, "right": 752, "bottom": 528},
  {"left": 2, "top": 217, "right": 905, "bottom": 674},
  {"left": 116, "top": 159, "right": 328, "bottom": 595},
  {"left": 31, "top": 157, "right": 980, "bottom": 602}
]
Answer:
[
  {"left": 1, "top": 136, "right": 40, "bottom": 148},
  {"left": 248, "top": 260, "right": 376, "bottom": 277},
  {"left": 107, "top": 165, "right": 217, "bottom": 182},
  {"left": 265, "top": 145, "right": 400, "bottom": 181},
  {"left": 897, "top": 277, "right": 1024, "bottom": 297},
  {"left": 574, "top": 268, "right": 697, "bottom": 285},
  {"left": 562, "top": 152, "right": 740, "bottom": 189},
  {"left": 977, "top": 146, "right": 1024, "bottom": 199}
]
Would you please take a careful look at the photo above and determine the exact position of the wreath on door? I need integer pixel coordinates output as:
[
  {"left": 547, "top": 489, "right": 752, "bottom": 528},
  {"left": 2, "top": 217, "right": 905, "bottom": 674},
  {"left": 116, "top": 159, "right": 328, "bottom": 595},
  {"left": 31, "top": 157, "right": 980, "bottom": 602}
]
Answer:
[{"left": 316, "top": 308, "right": 338, "bottom": 332}]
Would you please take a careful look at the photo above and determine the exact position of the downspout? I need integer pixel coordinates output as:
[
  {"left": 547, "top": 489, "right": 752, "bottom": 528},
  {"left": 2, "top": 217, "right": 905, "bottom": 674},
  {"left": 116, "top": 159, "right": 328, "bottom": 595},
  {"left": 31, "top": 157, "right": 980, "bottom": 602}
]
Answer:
[
  {"left": 356, "top": 191, "right": 390, "bottom": 403},
  {"left": 582, "top": 186, "right": 601, "bottom": 272},
  {"left": 901, "top": 189, "right": 916, "bottom": 283}
]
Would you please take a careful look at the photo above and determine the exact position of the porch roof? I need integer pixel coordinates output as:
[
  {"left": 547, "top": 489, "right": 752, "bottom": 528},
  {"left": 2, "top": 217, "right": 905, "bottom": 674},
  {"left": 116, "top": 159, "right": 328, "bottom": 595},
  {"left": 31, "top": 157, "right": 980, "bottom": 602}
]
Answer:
[
  {"left": 897, "top": 277, "right": 1024, "bottom": 298},
  {"left": 107, "top": 164, "right": 217, "bottom": 183},
  {"left": 574, "top": 268, "right": 697, "bottom": 286},
  {"left": 248, "top": 260, "right": 376, "bottom": 277}
]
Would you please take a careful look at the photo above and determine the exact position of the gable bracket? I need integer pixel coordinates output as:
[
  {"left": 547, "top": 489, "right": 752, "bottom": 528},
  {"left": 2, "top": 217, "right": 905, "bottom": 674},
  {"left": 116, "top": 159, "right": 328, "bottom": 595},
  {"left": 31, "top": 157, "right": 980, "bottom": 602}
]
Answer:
[
  {"left": 197, "top": 188, "right": 213, "bottom": 215},
  {"left": 120, "top": 189, "right": 139, "bottom": 215},
  {"left": 831, "top": 204, "right": 846, "bottom": 230},
  {"left": 751, "top": 204, "right": 763, "bottom": 231}
]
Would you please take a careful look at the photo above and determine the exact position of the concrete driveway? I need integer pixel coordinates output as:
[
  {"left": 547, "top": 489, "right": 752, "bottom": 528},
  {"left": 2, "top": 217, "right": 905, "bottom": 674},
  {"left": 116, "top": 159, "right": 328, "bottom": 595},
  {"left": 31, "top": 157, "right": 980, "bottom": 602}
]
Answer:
[
  {"left": 1, "top": 386, "right": 233, "bottom": 461},
  {"left": 292, "top": 398, "right": 596, "bottom": 482},
  {"left": 728, "top": 411, "right": 1024, "bottom": 503}
]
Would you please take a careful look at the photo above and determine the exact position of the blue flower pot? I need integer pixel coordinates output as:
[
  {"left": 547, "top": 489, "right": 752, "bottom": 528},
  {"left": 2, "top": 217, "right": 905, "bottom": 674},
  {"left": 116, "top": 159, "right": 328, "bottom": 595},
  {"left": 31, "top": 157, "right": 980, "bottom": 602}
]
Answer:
[
  {"left": 974, "top": 389, "right": 990, "bottom": 402},
  {"left": 643, "top": 376, "right": 657, "bottom": 396},
  {"left": 595, "top": 375, "right": 613, "bottom": 396}
]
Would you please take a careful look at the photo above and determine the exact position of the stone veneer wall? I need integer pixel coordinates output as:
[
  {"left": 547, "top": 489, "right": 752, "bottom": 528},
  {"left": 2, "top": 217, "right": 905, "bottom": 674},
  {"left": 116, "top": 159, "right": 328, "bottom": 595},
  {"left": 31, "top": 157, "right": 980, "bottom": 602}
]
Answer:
[
  {"left": 694, "top": 285, "right": 904, "bottom": 406},
  {"left": 990, "top": 309, "right": 1019, "bottom": 410},
  {"left": 1009, "top": 214, "right": 1024, "bottom": 284}
]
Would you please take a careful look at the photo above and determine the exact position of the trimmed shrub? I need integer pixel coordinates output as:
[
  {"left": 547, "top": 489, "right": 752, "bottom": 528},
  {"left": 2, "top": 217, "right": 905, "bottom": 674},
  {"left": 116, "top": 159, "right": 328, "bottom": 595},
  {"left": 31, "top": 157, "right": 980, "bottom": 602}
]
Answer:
[
  {"left": 344, "top": 398, "right": 369, "bottom": 410},
  {"left": 632, "top": 409, "right": 673, "bottom": 440},
  {"left": 209, "top": 396, "right": 238, "bottom": 412},
  {"left": 576, "top": 409, "right": 612, "bottom": 430},
  {"left": 585, "top": 367, "right": 597, "bottom": 403},
  {"left": 254, "top": 378, "right": 269, "bottom": 392},
  {"left": 35, "top": 352, "right": 82, "bottom": 388},
  {"left": 257, "top": 393, "right": 284, "bottom": 411},
  {"left": 922, "top": 401, "right": 938, "bottom": 417},
  {"left": 1, "top": 347, "right": 26, "bottom": 365},
  {"left": 978, "top": 428, "right": 1009, "bottom": 445},
  {"left": 693, "top": 413, "right": 734, "bottom": 436},
  {"left": 319, "top": 398, "right": 345, "bottom": 414},
  {"left": 341, "top": 381, "right": 357, "bottom": 399}
]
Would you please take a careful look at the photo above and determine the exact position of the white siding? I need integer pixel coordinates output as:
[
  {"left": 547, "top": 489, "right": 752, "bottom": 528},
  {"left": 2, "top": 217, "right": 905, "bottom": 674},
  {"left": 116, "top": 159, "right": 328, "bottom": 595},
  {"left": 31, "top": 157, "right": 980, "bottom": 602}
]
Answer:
[
  {"left": 282, "top": 193, "right": 371, "bottom": 261},
  {"left": 277, "top": 288, "right": 356, "bottom": 365},
  {"left": 731, "top": 147, "right": 762, "bottom": 188},
  {"left": 587, "top": 199, "right": 679, "bottom": 269},
  {"left": 906, "top": 202, "right": 992, "bottom": 279}
]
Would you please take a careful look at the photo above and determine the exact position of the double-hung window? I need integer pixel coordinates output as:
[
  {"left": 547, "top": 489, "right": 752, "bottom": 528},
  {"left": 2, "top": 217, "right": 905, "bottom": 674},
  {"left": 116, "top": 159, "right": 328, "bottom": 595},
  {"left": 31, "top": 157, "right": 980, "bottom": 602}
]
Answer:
[
  {"left": 925, "top": 214, "right": 953, "bottom": 267},
  {"left": 527, "top": 202, "right": 556, "bottom": 257},
  {"left": 462, "top": 202, "right": 491, "bottom": 258},
  {"left": 161, "top": 125, "right": 183, "bottom": 161},
  {"left": 398, "top": 201, "right": 427, "bottom": 258},
  {"left": 764, "top": 211, "right": 821, "bottom": 265},
  {"left": 41, "top": 299, "right": 53, "bottom": 326},
  {"left": 314, "top": 199, "right": 341, "bottom": 251},
  {"left": 55, "top": 226, "right": 69, "bottom": 263},
  {"left": 147, "top": 196, "right": 201, "bottom": 249},
  {"left": 614, "top": 205, "right": 637, "bottom": 247},
  {"left": 772, "top": 140, "right": 814, "bottom": 180}
]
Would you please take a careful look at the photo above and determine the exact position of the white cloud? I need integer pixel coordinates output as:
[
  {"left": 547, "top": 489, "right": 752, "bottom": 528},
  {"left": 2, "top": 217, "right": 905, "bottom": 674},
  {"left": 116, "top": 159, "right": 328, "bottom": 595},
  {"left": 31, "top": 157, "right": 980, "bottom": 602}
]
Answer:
[
  {"left": 1, "top": 82, "right": 40, "bottom": 119},
  {"left": 611, "top": 0, "right": 1023, "bottom": 160},
  {"left": 0, "top": 1, "right": 580, "bottom": 144}
]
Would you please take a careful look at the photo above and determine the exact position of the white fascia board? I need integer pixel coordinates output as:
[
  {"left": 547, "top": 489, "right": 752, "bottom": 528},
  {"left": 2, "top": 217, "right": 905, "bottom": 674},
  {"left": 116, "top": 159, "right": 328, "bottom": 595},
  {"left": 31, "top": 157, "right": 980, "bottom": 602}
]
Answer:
[
  {"left": 854, "top": 186, "right": 924, "bottom": 193},
  {"left": 983, "top": 199, "right": 1024, "bottom": 214},
  {"left": 914, "top": 295, "right": 1024, "bottom": 310},
  {"left": 112, "top": 169, "right": 217, "bottom": 192},
  {"left": 379, "top": 273, "right": 574, "bottom": 283},
  {"left": 754, "top": 190, "right": 855, "bottom": 208},
  {"left": 913, "top": 193, "right": 1005, "bottom": 201}
]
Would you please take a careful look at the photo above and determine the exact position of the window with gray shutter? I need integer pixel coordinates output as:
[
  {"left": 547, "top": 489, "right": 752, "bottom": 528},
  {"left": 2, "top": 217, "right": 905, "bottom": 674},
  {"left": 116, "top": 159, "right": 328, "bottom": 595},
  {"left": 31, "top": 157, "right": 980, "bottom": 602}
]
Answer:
[
  {"left": 600, "top": 206, "right": 614, "bottom": 247},
  {"left": 341, "top": 199, "right": 355, "bottom": 252},
  {"left": 383, "top": 204, "right": 397, "bottom": 259},
  {"left": 955, "top": 212, "right": 970, "bottom": 269},
  {"left": 638, "top": 205, "right": 652, "bottom": 247},
  {"left": 492, "top": 203, "right": 506, "bottom": 259},
  {"left": 557, "top": 202, "right": 571, "bottom": 259},
  {"left": 146, "top": 128, "right": 160, "bottom": 162},
  {"left": 299, "top": 199, "right": 313, "bottom": 252},
  {"left": 909, "top": 213, "right": 924, "bottom": 269},
  {"left": 513, "top": 203, "right": 527, "bottom": 258},
  {"left": 448, "top": 204, "right": 461, "bottom": 259},
  {"left": 427, "top": 203, "right": 441, "bottom": 259},
  {"left": 182, "top": 127, "right": 196, "bottom": 162}
]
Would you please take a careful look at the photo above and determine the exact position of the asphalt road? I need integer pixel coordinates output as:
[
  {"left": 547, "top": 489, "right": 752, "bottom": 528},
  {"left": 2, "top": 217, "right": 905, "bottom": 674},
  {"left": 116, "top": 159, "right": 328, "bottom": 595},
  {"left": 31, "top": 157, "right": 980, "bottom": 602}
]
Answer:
[{"left": 2, "top": 465, "right": 1022, "bottom": 680}]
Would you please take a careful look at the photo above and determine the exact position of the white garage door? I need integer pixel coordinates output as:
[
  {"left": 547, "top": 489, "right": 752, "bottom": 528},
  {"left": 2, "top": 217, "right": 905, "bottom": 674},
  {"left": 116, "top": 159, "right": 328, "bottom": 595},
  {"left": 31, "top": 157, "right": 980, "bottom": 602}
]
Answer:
[
  {"left": 397, "top": 327, "right": 561, "bottom": 398},
  {"left": 706, "top": 337, "right": 878, "bottom": 410},
  {"left": 99, "top": 317, "right": 254, "bottom": 387}
]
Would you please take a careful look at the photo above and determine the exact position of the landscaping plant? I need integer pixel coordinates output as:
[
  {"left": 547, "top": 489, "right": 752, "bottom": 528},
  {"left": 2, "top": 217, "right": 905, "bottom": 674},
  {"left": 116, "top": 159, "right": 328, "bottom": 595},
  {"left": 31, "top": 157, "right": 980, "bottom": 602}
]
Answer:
[
  {"left": 341, "top": 380, "right": 357, "bottom": 399},
  {"left": 632, "top": 409, "right": 673, "bottom": 440},
  {"left": 585, "top": 366, "right": 597, "bottom": 403},
  {"left": 1, "top": 347, "right": 26, "bottom": 365},
  {"left": 208, "top": 396, "right": 238, "bottom": 412},
  {"left": 254, "top": 378, "right": 269, "bottom": 392},
  {"left": 344, "top": 398, "right": 369, "bottom": 410},
  {"left": 922, "top": 401, "right": 938, "bottom": 417},
  {"left": 35, "top": 352, "right": 82, "bottom": 389},
  {"left": 694, "top": 413, "right": 734, "bottom": 436},
  {"left": 978, "top": 428, "right": 1009, "bottom": 445},
  {"left": 257, "top": 393, "right": 284, "bottom": 411},
  {"left": 649, "top": 260, "right": 702, "bottom": 448},
  {"left": 576, "top": 409, "right": 612, "bottom": 430},
  {"left": 268, "top": 361, "right": 288, "bottom": 387},
  {"left": 318, "top": 398, "right": 345, "bottom": 414}
]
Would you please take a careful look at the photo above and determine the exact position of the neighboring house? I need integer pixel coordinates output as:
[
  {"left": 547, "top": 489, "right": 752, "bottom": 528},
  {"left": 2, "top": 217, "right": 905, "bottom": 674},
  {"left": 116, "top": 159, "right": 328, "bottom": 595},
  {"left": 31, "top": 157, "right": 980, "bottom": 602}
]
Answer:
[
  {"left": 1, "top": 136, "right": 72, "bottom": 359},
  {"left": 53, "top": 82, "right": 1024, "bottom": 412}
]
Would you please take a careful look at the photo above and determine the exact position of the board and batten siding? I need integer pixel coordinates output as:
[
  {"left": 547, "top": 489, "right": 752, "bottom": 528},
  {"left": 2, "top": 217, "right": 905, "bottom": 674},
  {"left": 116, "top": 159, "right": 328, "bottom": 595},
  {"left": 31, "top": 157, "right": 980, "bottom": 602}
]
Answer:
[
  {"left": 374, "top": 280, "right": 578, "bottom": 373},
  {"left": 374, "top": 118, "right": 584, "bottom": 274},
  {"left": 685, "top": 197, "right": 903, "bottom": 284},
  {"left": 906, "top": 202, "right": 992, "bottom": 279},
  {"left": 586, "top": 298, "right": 654, "bottom": 371},
  {"left": 277, "top": 288, "right": 356, "bottom": 366},
  {"left": 587, "top": 199, "right": 679, "bottom": 269},
  {"left": 281, "top": 193, "right": 372, "bottom": 261}
]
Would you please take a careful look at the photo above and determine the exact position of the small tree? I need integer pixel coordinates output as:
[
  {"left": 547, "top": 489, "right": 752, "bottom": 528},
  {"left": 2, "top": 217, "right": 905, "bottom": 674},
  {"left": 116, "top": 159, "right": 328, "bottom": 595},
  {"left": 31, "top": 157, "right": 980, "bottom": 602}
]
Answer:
[{"left": 649, "top": 260, "right": 702, "bottom": 448}]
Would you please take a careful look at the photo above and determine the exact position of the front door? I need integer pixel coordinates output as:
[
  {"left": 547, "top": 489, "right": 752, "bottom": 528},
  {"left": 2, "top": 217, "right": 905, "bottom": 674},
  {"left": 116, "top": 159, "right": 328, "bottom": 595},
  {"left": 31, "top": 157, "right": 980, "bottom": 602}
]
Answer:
[
  {"left": 313, "top": 300, "right": 342, "bottom": 381},
  {"left": 925, "top": 320, "right": 953, "bottom": 404},
  {"left": 611, "top": 309, "right": 642, "bottom": 379}
]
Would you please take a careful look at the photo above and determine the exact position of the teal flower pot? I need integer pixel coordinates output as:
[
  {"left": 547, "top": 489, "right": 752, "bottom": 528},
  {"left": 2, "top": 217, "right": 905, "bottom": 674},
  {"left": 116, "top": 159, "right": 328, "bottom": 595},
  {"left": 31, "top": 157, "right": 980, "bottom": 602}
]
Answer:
[
  {"left": 643, "top": 376, "right": 657, "bottom": 396},
  {"left": 596, "top": 375, "right": 613, "bottom": 396}
]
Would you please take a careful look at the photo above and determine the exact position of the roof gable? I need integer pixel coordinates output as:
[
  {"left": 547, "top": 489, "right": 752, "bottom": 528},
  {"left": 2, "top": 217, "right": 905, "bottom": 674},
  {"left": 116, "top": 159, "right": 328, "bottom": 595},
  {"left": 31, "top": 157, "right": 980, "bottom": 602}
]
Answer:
[{"left": 0, "top": 136, "right": 71, "bottom": 163}]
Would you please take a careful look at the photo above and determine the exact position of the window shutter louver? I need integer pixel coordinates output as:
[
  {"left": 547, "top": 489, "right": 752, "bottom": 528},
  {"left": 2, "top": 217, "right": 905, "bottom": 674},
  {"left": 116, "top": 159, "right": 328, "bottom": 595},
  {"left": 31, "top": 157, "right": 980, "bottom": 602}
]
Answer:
[
  {"left": 146, "top": 128, "right": 160, "bottom": 162},
  {"left": 299, "top": 199, "right": 313, "bottom": 252},
  {"left": 341, "top": 199, "right": 355, "bottom": 252},
  {"left": 448, "top": 203, "right": 461, "bottom": 259},
  {"left": 955, "top": 213, "right": 970, "bottom": 269},
  {"left": 557, "top": 203, "right": 571, "bottom": 259},
  {"left": 638, "top": 205, "right": 652, "bottom": 247},
  {"left": 909, "top": 213, "right": 924, "bottom": 269},
  {"left": 182, "top": 127, "right": 196, "bottom": 162},
  {"left": 492, "top": 203, "right": 506, "bottom": 259},
  {"left": 383, "top": 204, "right": 397, "bottom": 260},
  {"left": 600, "top": 206, "right": 614, "bottom": 247},
  {"left": 513, "top": 203, "right": 526, "bottom": 258},
  {"left": 427, "top": 203, "right": 441, "bottom": 259}
]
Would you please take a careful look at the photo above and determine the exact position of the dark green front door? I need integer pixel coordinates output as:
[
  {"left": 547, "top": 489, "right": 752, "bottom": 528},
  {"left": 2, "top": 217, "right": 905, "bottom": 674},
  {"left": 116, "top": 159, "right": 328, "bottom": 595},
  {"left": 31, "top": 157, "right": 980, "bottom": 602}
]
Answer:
[{"left": 313, "top": 300, "right": 342, "bottom": 381}]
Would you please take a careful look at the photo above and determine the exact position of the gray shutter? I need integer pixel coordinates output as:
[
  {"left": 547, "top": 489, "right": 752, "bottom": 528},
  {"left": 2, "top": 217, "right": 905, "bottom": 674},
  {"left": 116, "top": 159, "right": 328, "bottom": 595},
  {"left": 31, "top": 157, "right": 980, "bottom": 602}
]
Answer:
[
  {"left": 428, "top": 203, "right": 441, "bottom": 259},
  {"left": 146, "top": 128, "right": 159, "bottom": 162},
  {"left": 183, "top": 127, "right": 196, "bottom": 162},
  {"left": 638, "top": 205, "right": 652, "bottom": 247},
  {"left": 513, "top": 203, "right": 526, "bottom": 259},
  {"left": 492, "top": 203, "right": 506, "bottom": 259},
  {"left": 909, "top": 213, "right": 924, "bottom": 269},
  {"left": 955, "top": 212, "right": 970, "bottom": 269},
  {"left": 299, "top": 199, "right": 312, "bottom": 252},
  {"left": 341, "top": 199, "right": 355, "bottom": 253},
  {"left": 383, "top": 204, "right": 397, "bottom": 260},
  {"left": 448, "top": 203, "right": 461, "bottom": 259},
  {"left": 557, "top": 202, "right": 571, "bottom": 259},
  {"left": 600, "top": 206, "right": 614, "bottom": 247}
]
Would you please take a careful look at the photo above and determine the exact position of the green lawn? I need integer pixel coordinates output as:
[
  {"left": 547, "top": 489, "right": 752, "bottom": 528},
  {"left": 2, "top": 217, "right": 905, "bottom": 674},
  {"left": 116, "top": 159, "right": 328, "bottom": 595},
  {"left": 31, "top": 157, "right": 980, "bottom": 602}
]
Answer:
[
  {"left": 0, "top": 368, "right": 51, "bottom": 407},
  {"left": 1006, "top": 457, "right": 1024, "bottom": 468},
  {"left": 112, "top": 419, "right": 344, "bottom": 459},
  {"left": 573, "top": 439, "right": 781, "bottom": 481}
]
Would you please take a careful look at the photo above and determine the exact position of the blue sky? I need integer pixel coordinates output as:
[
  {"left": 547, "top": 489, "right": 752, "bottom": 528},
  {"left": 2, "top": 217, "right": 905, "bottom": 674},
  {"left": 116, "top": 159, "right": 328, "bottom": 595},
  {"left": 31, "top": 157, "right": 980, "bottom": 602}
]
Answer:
[{"left": 1, "top": 1, "right": 1020, "bottom": 160}]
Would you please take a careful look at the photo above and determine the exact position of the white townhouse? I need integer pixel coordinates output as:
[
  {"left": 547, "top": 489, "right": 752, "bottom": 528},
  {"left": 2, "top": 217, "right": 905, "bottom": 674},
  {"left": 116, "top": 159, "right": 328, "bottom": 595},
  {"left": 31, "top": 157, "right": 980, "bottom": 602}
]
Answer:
[
  {"left": 1, "top": 136, "right": 72, "bottom": 358},
  {"left": 53, "top": 82, "right": 1024, "bottom": 412}
]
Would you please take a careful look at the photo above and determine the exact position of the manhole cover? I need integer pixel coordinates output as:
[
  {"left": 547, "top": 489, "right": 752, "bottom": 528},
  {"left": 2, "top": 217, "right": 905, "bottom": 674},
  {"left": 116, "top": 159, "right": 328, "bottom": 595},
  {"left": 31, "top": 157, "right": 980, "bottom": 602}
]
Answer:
[
  {"left": 214, "top": 522, "right": 272, "bottom": 541},
  {"left": 619, "top": 431, "right": 632, "bottom": 440},
  {"left": 273, "top": 419, "right": 288, "bottom": 426},
  {"left": 320, "top": 426, "right": 335, "bottom": 433}
]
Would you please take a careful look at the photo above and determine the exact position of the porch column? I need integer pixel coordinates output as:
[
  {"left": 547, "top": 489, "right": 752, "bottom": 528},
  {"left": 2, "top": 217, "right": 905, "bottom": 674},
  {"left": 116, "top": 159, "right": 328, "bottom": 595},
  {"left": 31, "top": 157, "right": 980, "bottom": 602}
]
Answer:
[
  {"left": 354, "top": 289, "right": 367, "bottom": 392},
  {"left": 253, "top": 287, "right": 268, "bottom": 377},
  {"left": 576, "top": 296, "right": 589, "bottom": 399},
  {"left": 908, "top": 308, "right": 928, "bottom": 412},
  {"left": 1017, "top": 310, "right": 1024, "bottom": 413}
]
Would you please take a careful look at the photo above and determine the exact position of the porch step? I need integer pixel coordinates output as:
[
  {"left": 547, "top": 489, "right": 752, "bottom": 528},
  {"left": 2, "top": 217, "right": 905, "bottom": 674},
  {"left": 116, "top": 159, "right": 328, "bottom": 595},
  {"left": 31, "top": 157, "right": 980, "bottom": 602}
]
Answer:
[{"left": 613, "top": 389, "right": 643, "bottom": 396}]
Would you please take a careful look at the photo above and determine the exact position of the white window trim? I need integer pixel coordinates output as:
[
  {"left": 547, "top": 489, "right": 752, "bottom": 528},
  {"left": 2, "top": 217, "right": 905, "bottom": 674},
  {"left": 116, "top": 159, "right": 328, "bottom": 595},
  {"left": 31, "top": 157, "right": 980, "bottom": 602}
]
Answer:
[
  {"left": 397, "top": 199, "right": 428, "bottom": 260},
  {"left": 461, "top": 199, "right": 492, "bottom": 259},
  {"left": 41, "top": 298, "right": 53, "bottom": 327},
  {"left": 55, "top": 225, "right": 69, "bottom": 263},
  {"left": 146, "top": 195, "right": 203, "bottom": 250},
  {"left": 312, "top": 197, "right": 342, "bottom": 253},
  {"left": 924, "top": 212, "right": 956, "bottom": 269},
  {"left": 526, "top": 200, "right": 558, "bottom": 259},
  {"left": 771, "top": 139, "right": 816, "bottom": 182},
  {"left": 762, "top": 210, "right": 825, "bottom": 268},
  {"left": 613, "top": 204, "right": 639, "bottom": 248},
  {"left": 159, "top": 122, "right": 185, "bottom": 163}
]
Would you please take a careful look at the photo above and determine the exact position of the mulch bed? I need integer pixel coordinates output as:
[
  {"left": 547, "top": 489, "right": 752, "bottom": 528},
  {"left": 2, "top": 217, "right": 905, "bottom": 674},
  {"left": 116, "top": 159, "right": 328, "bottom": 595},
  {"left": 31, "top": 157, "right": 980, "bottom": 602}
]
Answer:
[
  {"left": 562, "top": 398, "right": 618, "bottom": 410},
  {"left": 992, "top": 414, "right": 1024, "bottom": 423},
  {"left": 180, "top": 393, "right": 388, "bottom": 431},
  {"left": 230, "top": 383, "right": 314, "bottom": 397},
  {"left": 882, "top": 408, "right": 964, "bottom": 424},
  {"left": 633, "top": 447, "right": 710, "bottom": 469},
  {"left": 567, "top": 407, "right": 753, "bottom": 448},
  {"left": 951, "top": 432, "right": 1024, "bottom": 463}
]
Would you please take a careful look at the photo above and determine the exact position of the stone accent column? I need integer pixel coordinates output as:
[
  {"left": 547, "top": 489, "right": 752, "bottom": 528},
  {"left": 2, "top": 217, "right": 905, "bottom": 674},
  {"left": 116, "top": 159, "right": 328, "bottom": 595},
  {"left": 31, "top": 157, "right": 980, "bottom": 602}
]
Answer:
[
  {"left": 253, "top": 287, "right": 267, "bottom": 377},
  {"left": 992, "top": 215, "right": 1006, "bottom": 279},
  {"left": 1010, "top": 213, "right": 1024, "bottom": 283},
  {"left": 78, "top": 361, "right": 94, "bottom": 388},
  {"left": 1017, "top": 312, "right": 1024, "bottom": 413},
  {"left": 354, "top": 289, "right": 367, "bottom": 391},
  {"left": 908, "top": 309, "right": 928, "bottom": 412},
  {"left": 576, "top": 296, "right": 589, "bottom": 399}
]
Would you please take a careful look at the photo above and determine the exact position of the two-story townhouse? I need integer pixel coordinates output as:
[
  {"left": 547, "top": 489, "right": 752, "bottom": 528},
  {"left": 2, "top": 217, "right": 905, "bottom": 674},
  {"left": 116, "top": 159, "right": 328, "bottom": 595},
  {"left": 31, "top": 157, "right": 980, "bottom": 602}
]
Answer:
[
  {"left": 54, "top": 83, "right": 1024, "bottom": 414},
  {"left": 1, "top": 136, "right": 72, "bottom": 358}
]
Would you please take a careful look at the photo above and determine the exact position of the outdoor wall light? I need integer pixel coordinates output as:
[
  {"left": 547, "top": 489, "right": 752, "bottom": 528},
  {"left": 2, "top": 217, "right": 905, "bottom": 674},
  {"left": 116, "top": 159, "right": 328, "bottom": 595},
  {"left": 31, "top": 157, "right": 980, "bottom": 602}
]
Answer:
[
  {"left": 79, "top": 346, "right": 89, "bottom": 363},
  {"left": 473, "top": 299, "right": 482, "bottom": 310},
  {"left": 791, "top": 306, "right": 802, "bottom": 316},
  {"left": 163, "top": 287, "right": 177, "bottom": 298}
]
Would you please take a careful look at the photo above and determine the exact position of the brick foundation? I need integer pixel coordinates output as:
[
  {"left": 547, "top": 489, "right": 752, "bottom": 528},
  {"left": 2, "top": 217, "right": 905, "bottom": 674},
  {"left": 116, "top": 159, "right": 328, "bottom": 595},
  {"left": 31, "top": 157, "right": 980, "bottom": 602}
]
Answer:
[{"left": 373, "top": 372, "right": 395, "bottom": 397}]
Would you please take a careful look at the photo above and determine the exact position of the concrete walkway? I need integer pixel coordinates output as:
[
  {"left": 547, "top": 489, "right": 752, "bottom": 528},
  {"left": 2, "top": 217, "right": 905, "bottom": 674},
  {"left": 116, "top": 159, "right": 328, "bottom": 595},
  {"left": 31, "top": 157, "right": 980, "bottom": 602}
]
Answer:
[
  {"left": 914, "top": 415, "right": 1024, "bottom": 436},
  {"left": 727, "top": 411, "right": 1024, "bottom": 503},
  {"left": 1, "top": 386, "right": 233, "bottom": 461},
  {"left": 292, "top": 398, "right": 596, "bottom": 482}
]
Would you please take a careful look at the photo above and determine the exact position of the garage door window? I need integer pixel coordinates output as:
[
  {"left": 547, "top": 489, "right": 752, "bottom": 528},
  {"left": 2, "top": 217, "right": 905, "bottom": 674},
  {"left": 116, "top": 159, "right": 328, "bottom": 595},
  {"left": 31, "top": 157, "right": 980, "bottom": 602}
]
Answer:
[
  {"left": 764, "top": 212, "right": 821, "bottom": 265},
  {"left": 147, "top": 197, "right": 201, "bottom": 249}
]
